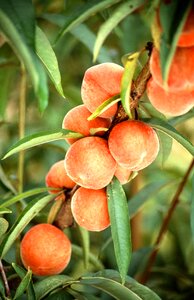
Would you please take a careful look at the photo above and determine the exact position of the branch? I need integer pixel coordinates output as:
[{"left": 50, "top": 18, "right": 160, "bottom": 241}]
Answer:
[
  {"left": 139, "top": 158, "right": 194, "bottom": 284},
  {"left": 0, "top": 259, "right": 10, "bottom": 298}
]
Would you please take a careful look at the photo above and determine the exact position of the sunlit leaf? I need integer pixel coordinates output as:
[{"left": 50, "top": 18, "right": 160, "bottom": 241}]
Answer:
[
  {"left": 0, "top": 208, "right": 12, "bottom": 214},
  {"left": 3, "top": 129, "right": 83, "bottom": 159},
  {"left": 143, "top": 118, "right": 194, "bottom": 156},
  {"left": 156, "top": 131, "right": 173, "bottom": 167},
  {"left": 13, "top": 268, "right": 32, "bottom": 300},
  {"left": 0, "top": 193, "right": 57, "bottom": 258},
  {"left": 169, "top": 108, "right": 194, "bottom": 126},
  {"left": 36, "top": 26, "right": 65, "bottom": 98},
  {"left": 55, "top": 0, "right": 121, "bottom": 43},
  {"left": 0, "top": 218, "right": 9, "bottom": 237},
  {"left": 121, "top": 52, "right": 140, "bottom": 118},
  {"left": 159, "top": 1, "right": 192, "bottom": 83},
  {"left": 93, "top": 0, "right": 144, "bottom": 61},
  {"left": 107, "top": 177, "right": 131, "bottom": 284},
  {"left": 87, "top": 95, "right": 120, "bottom": 120}
]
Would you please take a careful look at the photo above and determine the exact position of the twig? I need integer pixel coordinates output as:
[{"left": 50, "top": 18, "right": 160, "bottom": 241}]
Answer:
[
  {"left": 0, "top": 258, "right": 11, "bottom": 298},
  {"left": 139, "top": 158, "right": 194, "bottom": 284}
]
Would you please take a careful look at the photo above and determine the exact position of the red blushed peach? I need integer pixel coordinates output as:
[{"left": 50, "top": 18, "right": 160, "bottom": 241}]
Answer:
[
  {"left": 178, "top": 9, "right": 194, "bottom": 47},
  {"left": 114, "top": 165, "right": 132, "bottom": 185},
  {"left": 147, "top": 77, "right": 194, "bottom": 116},
  {"left": 81, "top": 63, "right": 124, "bottom": 118},
  {"left": 46, "top": 160, "right": 76, "bottom": 192},
  {"left": 62, "top": 104, "right": 111, "bottom": 144},
  {"left": 65, "top": 136, "right": 116, "bottom": 190},
  {"left": 108, "top": 120, "right": 159, "bottom": 171},
  {"left": 20, "top": 224, "right": 71, "bottom": 276},
  {"left": 150, "top": 47, "right": 194, "bottom": 91},
  {"left": 71, "top": 187, "right": 110, "bottom": 231}
]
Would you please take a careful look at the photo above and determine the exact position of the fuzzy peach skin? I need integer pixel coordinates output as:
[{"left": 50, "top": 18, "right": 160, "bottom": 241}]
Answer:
[
  {"left": 20, "top": 224, "right": 71, "bottom": 276},
  {"left": 150, "top": 47, "right": 194, "bottom": 92},
  {"left": 147, "top": 77, "right": 194, "bottom": 116},
  {"left": 108, "top": 120, "right": 159, "bottom": 171},
  {"left": 81, "top": 62, "right": 124, "bottom": 118},
  {"left": 46, "top": 160, "right": 76, "bottom": 193},
  {"left": 62, "top": 104, "right": 111, "bottom": 144},
  {"left": 65, "top": 136, "right": 116, "bottom": 189},
  {"left": 71, "top": 187, "right": 110, "bottom": 231},
  {"left": 114, "top": 164, "right": 132, "bottom": 185},
  {"left": 177, "top": 9, "right": 194, "bottom": 47}
]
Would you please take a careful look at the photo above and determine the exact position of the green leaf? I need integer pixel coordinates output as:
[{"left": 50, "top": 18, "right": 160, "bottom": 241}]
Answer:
[
  {"left": 93, "top": 0, "right": 144, "bottom": 61},
  {"left": 13, "top": 268, "right": 32, "bottom": 300},
  {"left": 55, "top": 0, "right": 121, "bottom": 43},
  {"left": 169, "top": 108, "right": 194, "bottom": 126},
  {"left": 121, "top": 52, "right": 140, "bottom": 118},
  {"left": 34, "top": 275, "right": 73, "bottom": 300},
  {"left": 107, "top": 177, "right": 132, "bottom": 284},
  {"left": 0, "top": 164, "right": 17, "bottom": 194},
  {"left": 12, "top": 263, "right": 36, "bottom": 300},
  {"left": 0, "top": 218, "right": 9, "bottom": 237},
  {"left": 143, "top": 118, "right": 194, "bottom": 156},
  {"left": 0, "top": 68, "right": 12, "bottom": 118},
  {"left": 190, "top": 174, "right": 194, "bottom": 243},
  {"left": 159, "top": 0, "right": 192, "bottom": 83},
  {"left": 0, "top": 2, "right": 48, "bottom": 112},
  {"left": 156, "top": 131, "right": 173, "bottom": 167},
  {"left": 87, "top": 95, "right": 120, "bottom": 120},
  {"left": 128, "top": 180, "right": 171, "bottom": 218},
  {"left": 0, "top": 193, "right": 57, "bottom": 258},
  {"left": 0, "top": 208, "right": 12, "bottom": 214},
  {"left": 2, "top": 129, "right": 83, "bottom": 159},
  {"left": 80, "top": 270, "right": 161, "bottom": 300},
  {"left": 0, "top": 187, "right": 54, "bottom": 209},
  {"left": 36, "top": 26, "right": 65, "bottom": 98},
  {"left": 138, "top": 102, "right": 166, "bottom": 121},
  {"left": 77, "top": 226, "right": 90, "bottom": 269}
]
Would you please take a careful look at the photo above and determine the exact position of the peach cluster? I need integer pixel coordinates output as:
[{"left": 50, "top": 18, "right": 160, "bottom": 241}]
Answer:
[{"left": 147, "top": 7, "right": 194, "bottom": 116}]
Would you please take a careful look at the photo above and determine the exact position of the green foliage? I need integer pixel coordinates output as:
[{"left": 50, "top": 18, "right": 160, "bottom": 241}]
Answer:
[{"left": 0, "top": 0, "right": 193, "bottom": 299}]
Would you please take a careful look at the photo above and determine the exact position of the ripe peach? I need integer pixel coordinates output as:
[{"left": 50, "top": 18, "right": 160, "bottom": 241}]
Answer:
[
  {"left": 62, "top": 104, "right": 111, "bottom": 144},
  {"left": 65, "top": 136, "right": 116, "bottom": 189},
  {"left": 147, "top": 77, "right": 194, "bottom": 116},
  {"left": 108, "top": 120, "right": 159, "bottom": 171},
  {"left": 178, "top": 9, "right": 194, "bottom": 47},
  {"left": 46, "top": 160, "right": 76, "bottom": 193},
  {"left": 71, "top": 187, "right": 110, "bottom": 231},
  {"left": 150, "top": 47, "right": 194, "bottom": 91},
  {"left": 20, "top": 224, "right": 71, "bottom": 276},
  {"left": 81, "top": 63, "right": 124, "bottom": 118},
  {"left": 114, "top": 165, "right": 132, "bottom": 185}
]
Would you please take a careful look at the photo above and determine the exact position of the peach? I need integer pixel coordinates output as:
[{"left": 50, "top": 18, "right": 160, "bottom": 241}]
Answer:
[
  {"left": 178, "top": 9, "right": 194, "bottom": 47},
  {"left": 20, "top": 224, "right": 71, "bottom": 276},
  {"left": 71, "top": 187, "right": 110, "bottom": 231},
  {"left": 62, "top": 104, "right": 111, "bottom": 144},
  {"left": 114, "top": 164, "right": 132, "bottom": 185},
  {"left": 46, "top": 160, "right": 76, "bottom": 193},
  {"left": 65, "top": 136, "right": 116, "bottom": 189},
  {"left": 150, "top": 47, "right": 194, "bottom": 91},
  {"left": 108, "top": 120, "right": 159, "bottom": 171},
  {"left": 147, "top": 77, "right": 194, "bottom": 116},
  {"left": 81, "top": 63, "right": 124, "bottom": 118}
]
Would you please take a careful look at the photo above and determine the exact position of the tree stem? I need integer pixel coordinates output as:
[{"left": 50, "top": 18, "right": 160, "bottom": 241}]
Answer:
[
  {"left": 139, "top": 158, "right": 194, "bottom": 284},
  {"left": 0, "top": 259, "right": 10, "bottom": 298}
]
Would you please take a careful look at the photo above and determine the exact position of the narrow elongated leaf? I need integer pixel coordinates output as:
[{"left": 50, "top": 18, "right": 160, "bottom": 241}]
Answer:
[
  {"left": 77, "top": 226, "right": 90, "bottom": 268},
  {"left": 0, "top": 164, "right": 17, "bottom": 194},
  {"left": 55, "top": 0, "right": 121, "bottom": 42},
  {"left": 0, "top": 4, "right": 48, "bottom": 112},
  {"left": 156, "top": 131, "right": 173, "bottom": 167},
  {"left": 190, "top": 174, "right": 194, "bottom": 243},
  {"left": 0, "top": 218, "right": 9, "bottom": 237},
  {"left": 13, "top": 269, "right": 32, "bottom": 300},
  {"left": 143, "top": 118, "right": 194, "bottom": 156},
  {"left": 169, "top": 108, "right": 194, "bottom": 126},
  {"left": 0, "top": 187, "right": 53, "bottom": 209},
  {"left": 128, "top": 180, "right": 171, "bottom": 218},
  {"left": 0, "top": 208, "right": 12, "bottom": 214},
  {"left": 107, "top": 177, "right": 131, "bottom": 284},
  {"left": 87, "top": 95, "right": 120, "bottom": 120},
  {"left": 34, "top": 275, "right": 73, "bottom": 300},
  {"left": 160, "top": 1, "right": 192, "bottom": 83},
  {"left": 0, "top": 68, "right": 12, "bottom": 118},
  {"left": 93, "top": 0, "right": 144, "bottom": 61},
  {"left": 0, "top": 193, "right": 57, "bottom": 258},
  {"left": 80, "top": 270, "right": 161, "bottom": 300},
  {"left": 36, "top": 26, "right": 65, "bottom": 98},
  {"left": 121, "top": 52, "right": 140, "bottom": 118},
  {"left": 3, "top": 129, "right": 83, "bottom": 159},
  {"left": 12, "top": 263, "right": 36, "bottom": 300}
]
